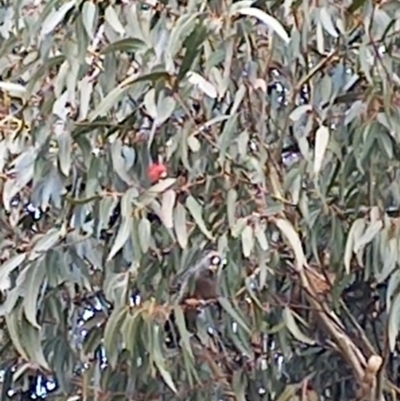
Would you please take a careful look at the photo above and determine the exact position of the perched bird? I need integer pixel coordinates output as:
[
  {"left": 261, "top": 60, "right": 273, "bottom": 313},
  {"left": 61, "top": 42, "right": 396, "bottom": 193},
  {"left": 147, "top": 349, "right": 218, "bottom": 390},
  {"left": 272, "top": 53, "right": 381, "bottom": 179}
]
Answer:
[
  {"left": 147, "top": 163, "right": 167, "bottom": 184},
  {"left": 172, "top": 250, "right": 224, "bottom": 303},
  {"left": 165, "top": 251, "right": 225, "bottom": 347}
]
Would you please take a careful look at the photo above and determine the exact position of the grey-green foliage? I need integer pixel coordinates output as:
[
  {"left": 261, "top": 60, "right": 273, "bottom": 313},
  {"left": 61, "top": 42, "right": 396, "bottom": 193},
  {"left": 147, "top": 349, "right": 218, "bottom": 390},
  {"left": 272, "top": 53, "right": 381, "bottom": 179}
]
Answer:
[{"left": 0, "top": 0, "right": 400, "bottom": 400}]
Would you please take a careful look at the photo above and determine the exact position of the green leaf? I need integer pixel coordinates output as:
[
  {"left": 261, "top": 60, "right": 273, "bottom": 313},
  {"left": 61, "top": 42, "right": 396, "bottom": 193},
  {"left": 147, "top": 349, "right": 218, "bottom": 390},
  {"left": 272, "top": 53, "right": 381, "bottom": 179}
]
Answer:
[
  {"left": 354, "top": 219, "right": 383, "bottom": 253},
  {"left": 187, "top": 134, "right": 201, "bottom": 152},
  {"left": 22, "top": 321, "right": 50, "bottom": 370},
  {"left": 218, "top": 114, "right": 238, "bottom": 161},
  {"left": 151, "top": 325, "right": 178, "bottom": 393},
  {"left": 388, "top": 291, "right": 400, "bottom": 351},
  {"left": 275, "top": 385, "right": 297, "bottom": 401},
  {"left": 88, "top": 86, "right": 127, "bottom": 121},
  {"left": 347, "top": 0, "right": 368, "bottom": 13},
  {"left": 40, "top": 0, "right": 77, "bottom": 38},
  {"left": 138, "top": 217, "right": 151, "bottom": 253},
  {"left": 161, "top": 189, "right": 176, "bottom": 229},
  {"left": 111, "top": 139, "right": 134, "bottom": 186},
  {"left": 282, "top": 307, "right": 315, "bottom": 345},
  {"left": 185, "top": 195, "right": 213, "bottom": 240},
  {"left": 174, "top": 202, "right": 188, "bottom": 249},
  {"left": 344, "top": 218, "right": 366, "bottom": 274},
  {"left": 78, "top": 77, "right": 93, "bottom": 120},
  {"left": 289, "top": 104, "right": 313, "bottom": 122},
  {"left": 0, "top": 81, "right": 28, "bottom": 101},
  {"left": 144, "top": 89, "right": 157, "bottom": 119},
  {"left": 6, "top": 310, "right": 29, "bottom": 361},
  {"left": 30, "top": 229, "right": 64, "bottom": 260},
  {"left": 193, "top": 115, "right": 230, "bottom": 135},
  {"left": 235, "top": 7, "right": 290, "bottom": 44},
  {"left": 22, "top": 261, "right": 47, "bottom": 329},
  {"left": 104, "top": 306, "right": 128, "bottom": 369},
  {"left": 167, "top": 12, "right": 201, "bottom": 58},
  {"left": 177, "top": 23, "right": 208, "bottom": 81},
  {"left": 314, "top": 125, "right": 330, "bottom": 175},
  {"left": 319, "top": 7, "right": 339, "bottom": 38},
  {"left": 81, "top": 1, "right": 97, "bottom": 39},
  {"left": 173, "top": 303, "right": 194, "bottom": 359},
  {"left": 254, "top": 221, "right": 269, "bottom": 251},
  {"left": 241, "top": 225, "right": 254, "bottom": 257},
  {"left": 232, "top": 370, "right": 247, "bottom": 401},
  {"left": 187, "top": 72, "right": 217, "bottom": 99},
  {"left": 101, "top": 38, "right": 147, "bottom": 54},
  {"left": 227, "top": 188, "right": 237, "bottom": 230},
  {"left": 57, "top": 130, "right": 72, "bottom": 176},
  {"left": 132, "top": 71, "right": 171, "bottom": 85},
  {"left": 104, "top": 5, "right": 125, "bottom": 36},
  {"left": 156, "top": 95, "right": 176, "bottom": 126},
  {"left": 274, "top": 218, "right": 306, "bottom": 272},
  {"left": 122, "top": 310, "right": 142, "bottom": 355},
  {"left": 218, "top": 297, "right": 251, "bottom": 334},
  {"left": 0, "top": 254, "right": 26, "bottom": 286},
  {"left": 107, "top": 217, "right": 132, "bottom": 261}
]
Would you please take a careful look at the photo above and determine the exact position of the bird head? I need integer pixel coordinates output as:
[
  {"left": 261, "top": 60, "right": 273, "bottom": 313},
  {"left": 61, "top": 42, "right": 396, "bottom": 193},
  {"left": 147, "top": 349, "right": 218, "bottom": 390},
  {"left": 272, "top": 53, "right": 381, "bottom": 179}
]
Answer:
[
  {"left": 202, "top": 250, "right": 224, "bottom": 274},
  {"left": 192, "top": 251, "right": 226, "bottom": 282},
  {"left": 147, "top": 163, "right": 167, "bottom": 184},
  {"left": 172, "top": 250, "right": 226, "bottom": 301}
]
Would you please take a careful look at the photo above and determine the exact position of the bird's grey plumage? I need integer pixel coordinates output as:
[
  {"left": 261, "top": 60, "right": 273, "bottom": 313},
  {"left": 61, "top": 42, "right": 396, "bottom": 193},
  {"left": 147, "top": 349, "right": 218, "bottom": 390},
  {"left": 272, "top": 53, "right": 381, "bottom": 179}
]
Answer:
[{"left": 172, "top": 250, "right": 223, "bottom": 303}]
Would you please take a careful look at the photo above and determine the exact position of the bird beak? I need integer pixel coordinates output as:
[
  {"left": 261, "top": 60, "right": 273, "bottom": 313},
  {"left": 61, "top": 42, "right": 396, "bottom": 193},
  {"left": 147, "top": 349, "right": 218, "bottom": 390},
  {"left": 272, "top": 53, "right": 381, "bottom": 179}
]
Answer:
[{"left": 208, "top": 264, "right": 219, "bottom": 273}]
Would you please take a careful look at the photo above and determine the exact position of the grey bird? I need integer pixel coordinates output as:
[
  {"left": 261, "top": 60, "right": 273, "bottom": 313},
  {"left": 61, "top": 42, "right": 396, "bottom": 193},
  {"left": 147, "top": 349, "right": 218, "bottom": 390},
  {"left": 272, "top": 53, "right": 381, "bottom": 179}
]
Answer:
[
  {"left": 165, "top": 251, "right": 225, "bottom": 345},
  {"left": 171, "top": 250, "right": 224, "bottom": 304}
]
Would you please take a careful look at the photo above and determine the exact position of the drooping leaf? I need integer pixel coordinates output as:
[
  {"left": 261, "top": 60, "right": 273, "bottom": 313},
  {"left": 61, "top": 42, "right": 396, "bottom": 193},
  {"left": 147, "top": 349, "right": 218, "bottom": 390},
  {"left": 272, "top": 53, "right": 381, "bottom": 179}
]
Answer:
[
  {"left": 160, "top": 189, "right": 176, "bottom": 229},
  {"left": 101, "top": 38, "right": 147, "bottom": 54},
  {"left": 103, "top": 306, "right": 128, "bottom": 369},
  {"left": 22, "top": 262, "right": 47, "bottom": 329},
  {"left": 81, "top": 1, "right": 97, "bottom": 39},
  {"left": 0, "top": 81, "right": 28, "bottom": 100},
  {"left": 344, "top": 218, "right": 366, "bottom": 274},
  {"left": 319, "top": 7, "right": 339, "bottom": 38},
  {"left": 107, "top": 218, "right": 132, "bottom": 262},
  {"left": 177, "top": 23, "right": 208, "bottom": 81},
  {"left": 138, "top": 217, "right": 152, "bottom": 253},
  {"left": 150, "top": 325, "right": 178, "bottom": 393},
  {"left": 314, "top": 125, "right": 330, "bottom": 175},
  {"left": 0, "top": 254, "right": 26, "bottom": 286},
  {"left": 5, "top": 309, "right": 29, "bottom": 361},
  {"left": 235, "top": 7, "right": 290, "bottom": 44},
  {"left": 40, "top": 0, "right": 77, "bottom": 38},
  {"left": 283, "top": 307, "right": 315, "bottom": 345},
  {"left": 173, "top": 303, "right": 194, "bottom": 359},
  {"left": 388, "top": 291, "right": 400, "bottom": 351},
  {"left": 30, "top": 229, "right": 65, "bottom": 260},
  {"left": 185, "top": 195, "right": 213, "bottom": 240},
  {"left": 22, "top": 321, "right": 50, "bottom": 370},
  {"left": 187, "top": 71, "right": 217, "bottom": 99},
  {"left": 174, "top": 202, "right": 188, "bottom": 249},
  {"left": 104, "top": 5, "right": 125, "bottom": 36},
  {"left": 241, "top": 224, "right": 254, "bottom": 258},
  {"left": 275, "top": 218, "right": 306, "bottom": 272},
  {"left": 218, "top": 297, "right": 251, "bottom": 334}
]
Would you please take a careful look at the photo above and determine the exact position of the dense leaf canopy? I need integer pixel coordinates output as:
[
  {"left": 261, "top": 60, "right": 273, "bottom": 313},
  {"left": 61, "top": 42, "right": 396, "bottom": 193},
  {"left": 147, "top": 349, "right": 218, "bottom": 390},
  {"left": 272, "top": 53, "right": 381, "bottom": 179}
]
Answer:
[{"left": 1, "top": 0, "right": 400, "bottom": 400}]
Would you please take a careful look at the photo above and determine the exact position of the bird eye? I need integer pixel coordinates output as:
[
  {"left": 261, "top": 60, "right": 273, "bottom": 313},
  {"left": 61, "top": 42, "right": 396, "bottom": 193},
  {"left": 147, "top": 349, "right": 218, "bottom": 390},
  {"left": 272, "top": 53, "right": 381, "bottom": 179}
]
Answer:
[{"left": 210, "top": 255, "right": 221, "bottom": 266}]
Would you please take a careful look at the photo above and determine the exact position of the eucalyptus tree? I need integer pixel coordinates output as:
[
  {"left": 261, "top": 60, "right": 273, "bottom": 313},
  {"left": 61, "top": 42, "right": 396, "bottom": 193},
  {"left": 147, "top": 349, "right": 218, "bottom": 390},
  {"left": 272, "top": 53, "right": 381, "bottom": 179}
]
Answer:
[{"left": 0, "top": 0, "right": 399, "bottom": 400}]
